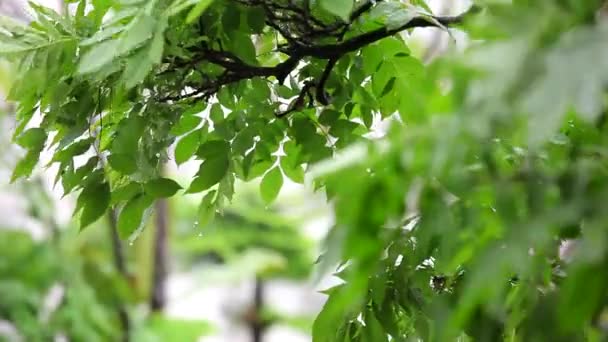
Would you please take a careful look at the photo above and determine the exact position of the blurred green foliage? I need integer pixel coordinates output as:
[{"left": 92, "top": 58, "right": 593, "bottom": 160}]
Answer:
[
  {"left": 1, "top": 0, "right": 608, "bottom": 341},
  {"left": 173, "top": 189, "right": 313, "bottom": 280},
  {"left": 0, "top": 229, "right": 122, "bottom": 341}
]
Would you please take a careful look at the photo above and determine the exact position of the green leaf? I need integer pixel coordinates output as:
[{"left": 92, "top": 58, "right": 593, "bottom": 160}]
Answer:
[
  {"left": 78, "top": 39, "right": 120, "bottom": 74},
  {"left": 117, "top": 194, "right": 154, "bottom": 239},
  {"left": 121, "top": 17, "right": 166, "bottom": 88},
  {"left": 108, "top": 153, "right": 138, "bottom": 174},
  {"left": 78, "top": 14, "right": 156, "bottom": 74},
  {"left": 111, "top": 182, "right": 143, "bottom": 205},
  {"left": 144, "top": 178, "right": 182, "bottom": 198},
  {"left": 228, "top": 33, "right": 257, "bottom": 65},
  {"left": 61, "top": 157, "right": 98, "bottom": 195},
  {"left": 175, "top": 129, "right": 203, "bottom": 164},
  {"left": 170, "top": 115, "right": 202, "bottom": 135},
  {"left": 11, "top": 128, "right": 47, "bottom": 182},
  {"left": 246, "top": 6, "right": 266, "bottom": 33},
  {"left": 319, "top": 109, "right": 341, "bottom": 126},
  {"left": 196, "top": 190, "right": 217, "bottom": 229},
  {"left": 122, "top": 48, "right": 155, "bottom": 89},
  {"left": 77, "top": 181, "right": 111, "bottom": 230},
  {"left": 16, "top": 127, "right": 46, "bottom": 149},
  {"left": 187, "top": 156, "right": 229, "bottom": 193},
  {"left": 52, "top": 138, "right": 93, "bottom": 164},
  {"left": 0, "top": 42, "right": 33, "bottom": 55},
  {"left": 232, "top": 127, "right": 255, "bottom": 155},
  {"left": 117, "top": 14, "right": 156, "bottom": 55},
  {"left": 260, "top": 166, "right": 283, "bottom": 204},
  {"left": 80, "top": 26, "right": 126, "bottom": 47},
  {"left": 186, "top": 0, "right": 216, "bottom": 23},
  {"left": 112, "top": 115, "right": 146, "bottom": 155},
  {"left": 148, "top": 19, "right": 166, "bottom": 64},
  {"left": 319, "top": 0, "right": 353, "bottom": 21},
  {"left": 11, "top": 150, "right": 41, "bottom": 182},
  {"left": 196, "top": 140, "right": 230, "bottom": 160},
  {"left": 280, "top": 157, "right": 304, "bottom": 184}
]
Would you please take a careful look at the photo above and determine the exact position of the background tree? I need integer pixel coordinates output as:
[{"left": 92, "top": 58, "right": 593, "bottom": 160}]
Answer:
[{"left": 2, "top": 0, "right": 608, "bottom": 341}]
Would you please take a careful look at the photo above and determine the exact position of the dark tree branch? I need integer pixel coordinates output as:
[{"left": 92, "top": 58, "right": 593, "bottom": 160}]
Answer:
[
  {"left": 285, "top": 9, "right": 476, "bottom": 59},
  {"left": 350, "top": 0, "right": 384, "bottom": 22},
  {"left": 316, "top": 58, "right": 337, "bottom": 105},
  {"left": 159, "top": 4, "right": 478, "bottom": 106},
  {"left": 275, "top": 80, "right": 314, "bottom": 117}
]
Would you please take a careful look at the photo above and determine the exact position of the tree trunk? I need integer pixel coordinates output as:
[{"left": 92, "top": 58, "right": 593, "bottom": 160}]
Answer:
[
  {"left": 251, "top": 276, "right": 265, "bottom": 342},
  {"left": 108, "top": 209, "right": 131, "bottom": 342},
  {"left": 150, "top": 198, "right": 169, "bottom": 312}
]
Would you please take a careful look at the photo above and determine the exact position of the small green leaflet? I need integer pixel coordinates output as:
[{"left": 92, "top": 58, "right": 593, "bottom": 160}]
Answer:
[
  {"left": 171, "top": 115, "right": 202, "bottom": 135},
  {"left": 260, "top": 166, "right": 283, "bottom": 204},
  {"left": 108, "top": 153, "right": 137, "bottom": 174},
  {"left": 111, "top": 182, "right": 143, "bottom": 205},
  {"left": 16, "top": 127, "right": 46, "bottom": 149},
  {"left": 118, "top": 194, "right": 154, "bottom": 239},
  {"left": 175, "top": 129, "right": 203, "bottom": 164},
  {"left": 117, "top": 14, "right": 156, "bottom": 55},
  {"left": 78, "top": 39, "right": 120, "bottom": 74},
  {"left": 112, "top": 115, "right": 145, "bottom": 155},
  {"left": 121, "top": 17, "right": 167, "bottom": 88},
  {"left": 80, "top": 26, "right": 126, "bottom": 47},
  {"left": 52, "top": 138, "right": 93, "bottom": 164},
  {"left": 280, "top": 157, "right": 304, "bottom": 184},
  {"left": 11, "top": 128, "right": 47, "bottom": 182},
  {"left": 144, "top": 178, "right": 182, "bottom": 198},
  {"left": 187, "top": 156, "right": 229, "bottom": 193},
  {"left": 196, "top": 190, "right": 217, "bottom": 229},
  {"left": 11, "top": 151, "right": 41, "bottom": 182},
  {"left": 367, "top": 2, "right": 416, "bottom": 30},
  {"left": 319, "top": 0, "right": 353, "bottom": 22},
  {"left": 77, "top": 181, "right": 111, "bottom": 230},
  {"left": 0, "top": 42, "right": 34, "bottom": 55},
  {"left": 122, "top": 48, "right": 154, "bottom": 89},
  {"left": 78, "top": 13, "right": 156, "bottom": 74},
  {"left": 186, "top": 0, "right": 216, "bottom": 23}
]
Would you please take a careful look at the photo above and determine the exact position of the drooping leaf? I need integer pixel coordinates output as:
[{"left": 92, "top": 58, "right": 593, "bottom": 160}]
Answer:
[
  {"left": 77, "top": 181, "right": 111, "bottom": 230},
  {"left": 187, "top": 156, "right": 229, "bottom": 193},
  {"left": 319, "top": 0, "right": 354, "bottom": 21},
  {"left": 186, "top": 0, "right": 216, "bottom": 23},
  {"left": 260, "top": 166, "right": 283, "bottom": 204},
  {"left": 117, "top": 194, "right": 154, "bottom": 239},
  {"left": 196, "top": 190, "right": 217, "bottom": 229},
  {"left": 78, "top": 39, "right": 120, "bottom": 74},
  {"left": 108, "top": 153, "right": 138, "bottom": 174},
  {"left": 175, "top": 129, "right": 203, "bottom": 165},
  {"left": 144, "top": 178, "right": 182, "bottom": 198}
]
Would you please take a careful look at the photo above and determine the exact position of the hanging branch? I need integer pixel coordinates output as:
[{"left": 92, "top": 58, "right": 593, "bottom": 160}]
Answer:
[{"left": 158, "top": 3, "right": 479, "bottom": 107}]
